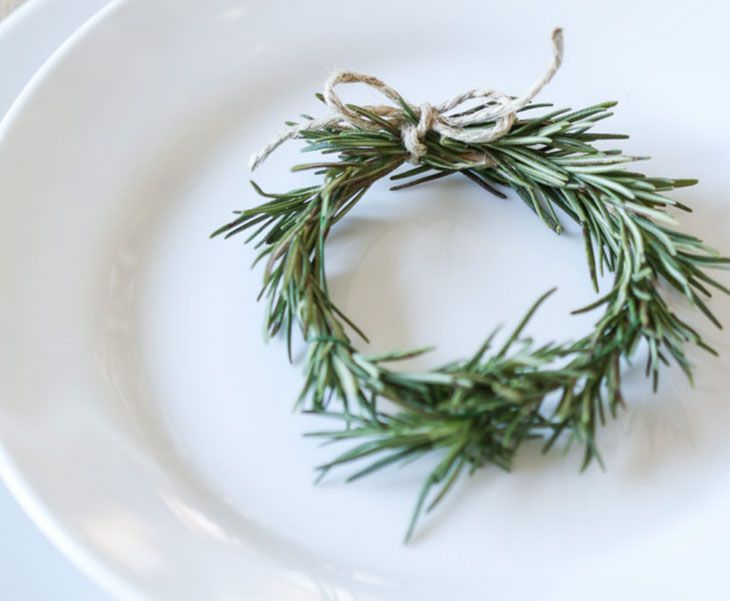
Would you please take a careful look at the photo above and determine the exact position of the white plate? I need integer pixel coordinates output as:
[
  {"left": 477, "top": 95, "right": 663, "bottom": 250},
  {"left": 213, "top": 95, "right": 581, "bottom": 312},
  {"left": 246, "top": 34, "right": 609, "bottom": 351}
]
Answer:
[
  {"left": 0, "top": 0, "right": 109, "bottom": 112},
  {"left": 0, "top": 2, "right": 113, "bottom": 598},
  {"left": 1, "top": 1, "right": 730, "bottom": 600}
]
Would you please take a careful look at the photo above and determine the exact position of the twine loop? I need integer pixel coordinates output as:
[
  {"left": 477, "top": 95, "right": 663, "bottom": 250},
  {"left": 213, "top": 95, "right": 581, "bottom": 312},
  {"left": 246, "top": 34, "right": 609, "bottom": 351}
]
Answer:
[{"left": 250, "top": 28, "right": 564, "bottom": 170}]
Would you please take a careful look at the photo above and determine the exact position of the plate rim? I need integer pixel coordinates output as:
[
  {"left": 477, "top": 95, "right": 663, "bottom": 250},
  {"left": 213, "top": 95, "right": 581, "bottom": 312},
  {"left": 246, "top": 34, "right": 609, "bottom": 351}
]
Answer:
[{"left": 0, "top": 3, "right": 153, "bottom": 599}]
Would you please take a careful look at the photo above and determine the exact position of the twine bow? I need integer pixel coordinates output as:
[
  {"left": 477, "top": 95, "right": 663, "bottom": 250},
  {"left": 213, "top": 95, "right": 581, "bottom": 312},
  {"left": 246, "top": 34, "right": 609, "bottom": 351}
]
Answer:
[{"left": 250, "top": 28, "right": 564, "bottom": 170}]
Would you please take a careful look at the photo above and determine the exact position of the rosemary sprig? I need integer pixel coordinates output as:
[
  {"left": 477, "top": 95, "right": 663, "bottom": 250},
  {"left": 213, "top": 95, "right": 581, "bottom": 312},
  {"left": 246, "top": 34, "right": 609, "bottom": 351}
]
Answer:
[{"left": 214, "top": 96, "right": 728, "bottom": 541}]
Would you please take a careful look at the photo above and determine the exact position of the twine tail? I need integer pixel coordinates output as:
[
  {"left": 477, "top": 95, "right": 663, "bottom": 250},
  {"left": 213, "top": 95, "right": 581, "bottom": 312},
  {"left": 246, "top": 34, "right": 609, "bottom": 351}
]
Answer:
[{"left": 249, "top": 28, "right": 564, "bottom": 170}]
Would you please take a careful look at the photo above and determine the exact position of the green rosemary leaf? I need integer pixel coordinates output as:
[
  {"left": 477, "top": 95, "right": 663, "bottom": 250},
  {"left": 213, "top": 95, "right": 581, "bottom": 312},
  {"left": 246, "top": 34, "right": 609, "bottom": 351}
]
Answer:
[{"left": 216, "top": 95, "right": 729, "bottom": 543}]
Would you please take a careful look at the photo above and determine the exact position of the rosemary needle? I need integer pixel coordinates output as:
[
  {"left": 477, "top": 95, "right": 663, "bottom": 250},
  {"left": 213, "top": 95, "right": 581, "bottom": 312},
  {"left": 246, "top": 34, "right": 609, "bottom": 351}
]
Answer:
[{"left": 214, "top": 95, "right": 729, "bottom": 542}]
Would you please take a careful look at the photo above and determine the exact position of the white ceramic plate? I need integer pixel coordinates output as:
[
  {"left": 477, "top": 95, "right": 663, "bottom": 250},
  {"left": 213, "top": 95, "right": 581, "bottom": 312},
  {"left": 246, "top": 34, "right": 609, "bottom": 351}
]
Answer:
[
  {"left": 1, "top": 1, "right": 730, "bottom": 600},
  {"left": 0, "top": 1, "right": 113, "bottom": 599}
]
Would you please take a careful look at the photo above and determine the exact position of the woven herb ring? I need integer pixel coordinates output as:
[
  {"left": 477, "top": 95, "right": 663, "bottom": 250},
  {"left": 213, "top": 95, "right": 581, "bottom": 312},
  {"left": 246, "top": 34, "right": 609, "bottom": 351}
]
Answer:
[{"left": 214, "top": 29, "right": 729, "bottom": 541}]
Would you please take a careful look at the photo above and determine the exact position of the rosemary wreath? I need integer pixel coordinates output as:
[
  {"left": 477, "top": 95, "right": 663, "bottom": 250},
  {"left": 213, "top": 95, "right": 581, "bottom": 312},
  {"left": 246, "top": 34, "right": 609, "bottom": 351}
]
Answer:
[{"left": 213, "top": 30, "right": 729, "bottom": 541}]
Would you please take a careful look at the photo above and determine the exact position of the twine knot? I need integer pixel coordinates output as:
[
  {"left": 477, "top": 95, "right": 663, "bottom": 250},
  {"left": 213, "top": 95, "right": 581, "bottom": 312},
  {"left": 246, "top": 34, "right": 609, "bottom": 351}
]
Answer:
[
  {"left": 400, "top": 102, "right": 434, "bottom": 163},
  {"left": 250, "top": 28, "right": 564, "bottom": 170}
]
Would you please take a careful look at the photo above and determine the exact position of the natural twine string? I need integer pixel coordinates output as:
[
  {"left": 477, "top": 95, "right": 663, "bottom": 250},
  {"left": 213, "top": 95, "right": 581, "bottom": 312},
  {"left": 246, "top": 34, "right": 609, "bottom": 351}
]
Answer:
[{"left": 250, "top": 28, "right": 564, "bottom": 171}]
